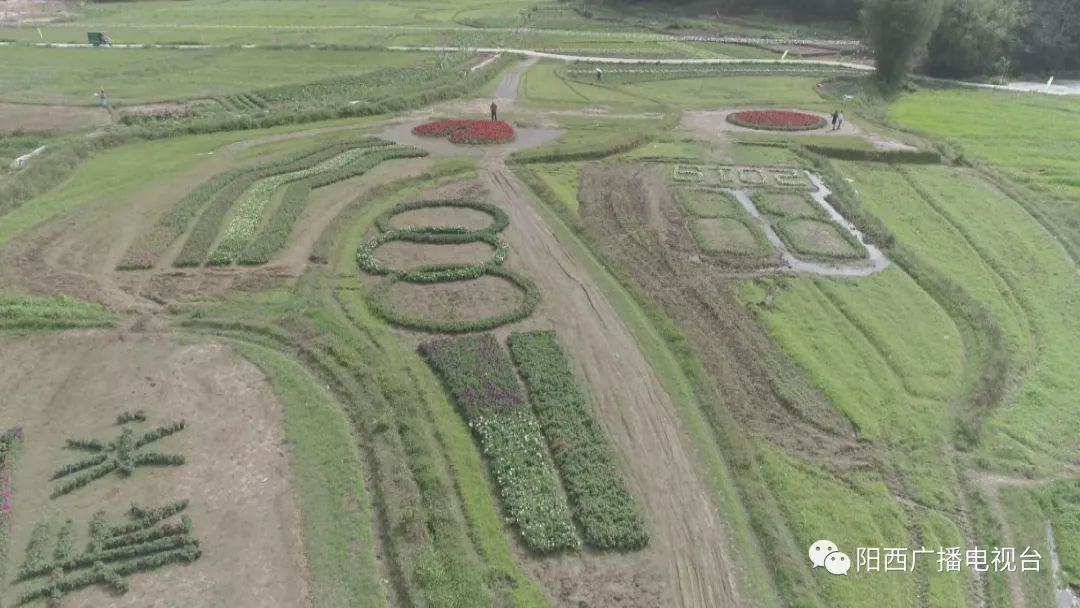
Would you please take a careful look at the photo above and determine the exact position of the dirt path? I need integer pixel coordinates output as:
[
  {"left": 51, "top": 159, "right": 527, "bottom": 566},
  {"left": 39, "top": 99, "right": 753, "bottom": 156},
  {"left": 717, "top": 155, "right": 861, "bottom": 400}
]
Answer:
[{"left": 482, "top": 160, "right": 741, "bottom": 608}]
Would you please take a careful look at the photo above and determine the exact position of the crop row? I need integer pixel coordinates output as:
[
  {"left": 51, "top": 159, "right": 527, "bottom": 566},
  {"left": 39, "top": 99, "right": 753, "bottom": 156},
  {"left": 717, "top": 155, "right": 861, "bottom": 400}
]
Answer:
[
  {"left": 168, "top": 138, "right": 389, "bottom": 268},
  {"left": 507, "top": 331, "right": 649, "bottom": 551},
  {"left": 235, "top": 145, "right": 426, "bottom": 265},
  {"left": 420, "top": 334, "right": 578, "bottom": 553},
  {"left": 115, "top": 410, "right": 146, "bottom": 425},
  {"left": 19, "top": 535, "right": 192, "bottom": 580},
  {"left": 119, "top": 137, "right": 382, "bottom": 270},
  {"left": 109, "top": 500, "right": 189, "bottom": 538},
  {"left": 358, "top": 229, "right": 509, "bottom": 282},
  {"left": 374, "top": 199, "right": 510, "bottom": 235},
  {"left": 0, "top": 427, "right": 23, "bottom": 584}
]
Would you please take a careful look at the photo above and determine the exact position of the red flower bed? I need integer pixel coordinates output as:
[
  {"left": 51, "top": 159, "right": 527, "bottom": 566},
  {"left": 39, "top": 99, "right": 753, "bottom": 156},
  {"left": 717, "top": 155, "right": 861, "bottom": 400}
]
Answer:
[
  {"left": 412, "top": 119, "right": 515, "bottom": 144},
  {"left": 726, "top": 110, "right": 826, "bottom": 131}
]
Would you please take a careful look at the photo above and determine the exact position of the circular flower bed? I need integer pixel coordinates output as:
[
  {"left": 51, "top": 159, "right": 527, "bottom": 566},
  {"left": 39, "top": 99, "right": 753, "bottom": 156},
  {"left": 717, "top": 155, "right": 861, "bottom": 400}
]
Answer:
[
  {"left": 357, "top": 230, "right": 509, "bottom": 282},
  {"left": 412, "top": 119, "right": 516, "bottom": 144},
  {"left": 375, "top": 199, "right": 510, "bottom": 235},
  {"left": 726, "top": 110, "right": 827, "bottom": 132}
]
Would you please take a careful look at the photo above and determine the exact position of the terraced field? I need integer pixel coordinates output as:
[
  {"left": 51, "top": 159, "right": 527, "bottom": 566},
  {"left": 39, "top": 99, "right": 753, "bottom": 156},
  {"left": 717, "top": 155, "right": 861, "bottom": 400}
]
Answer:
[{"left": 2, "top": 2, "right": 1079, "bottom": 607}]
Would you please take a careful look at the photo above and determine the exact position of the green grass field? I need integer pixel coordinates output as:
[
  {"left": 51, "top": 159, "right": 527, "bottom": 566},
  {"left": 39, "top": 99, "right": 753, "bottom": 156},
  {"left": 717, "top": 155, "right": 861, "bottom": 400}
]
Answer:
[{"left": 0, "top": 47, "right": 428, "bottom": 105}]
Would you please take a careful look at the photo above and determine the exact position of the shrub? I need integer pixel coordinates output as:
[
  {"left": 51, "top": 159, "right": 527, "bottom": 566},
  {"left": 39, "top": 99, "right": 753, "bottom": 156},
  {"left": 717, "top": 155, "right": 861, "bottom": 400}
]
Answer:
[
  {"left": 507, "top": 331, "right": 649, "bottom": 551},
  {"left": 115, "top": 411, "right": 146, "bottom": 425},
  {"left": 420, "top": 334, "right": 578, "bottom": 553}
]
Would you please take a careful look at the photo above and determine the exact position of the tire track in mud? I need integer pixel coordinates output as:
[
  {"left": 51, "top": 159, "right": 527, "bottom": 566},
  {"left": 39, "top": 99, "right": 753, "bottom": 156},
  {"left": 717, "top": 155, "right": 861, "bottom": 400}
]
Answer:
[{"left": 482, "top": 162, "right": 742, "bottom": 608}]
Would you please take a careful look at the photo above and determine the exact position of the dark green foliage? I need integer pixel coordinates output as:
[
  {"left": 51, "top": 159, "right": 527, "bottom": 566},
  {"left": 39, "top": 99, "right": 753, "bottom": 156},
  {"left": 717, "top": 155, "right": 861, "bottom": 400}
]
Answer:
[
  {"left": 52, "top": 418, "right": 186, "bottom": 497},
  {"left": 926, "top": 0, "right": 1019, "bottom": 77},
  {"left": 369, "top": 267, "right": 541, "bottom": 334},
  {"left": 420, "top": 334, "right": 579, "bottom": 553},
  {"left": 50, "top": 454, "right": 108, "bottom": 481},
  {"left": 507, "top": 330, "right": 650, "bottom": 551},
  {"left": 20, "top": 523, "right": 52, "bottom": 575},
  {"left": 86, "top": 512, "right": 108, "bottom": 553},
  {"left": 374, "top": 199, "right": 510, "bottom": 235},
  {"left": 862, "top": 0, "right": 945, "bottom": 85},
  {"left": 115, "top": 410, "right": 146, "bottom": 425},
  {"left": 802, "top": 144, "right": 942, "bottom": 164},
  {"left": 101, "top": 517, "right": 191, "bottom": 551},
  {"left": 109, "top": 500, "right": 189, "bottom": 537},
  {"left": 52, "top": 520, "right": 75, "bottom": 562}
]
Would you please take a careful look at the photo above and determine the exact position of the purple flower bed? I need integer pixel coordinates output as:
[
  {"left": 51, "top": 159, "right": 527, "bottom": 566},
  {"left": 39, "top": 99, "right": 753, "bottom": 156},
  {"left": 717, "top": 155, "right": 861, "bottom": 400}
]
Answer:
[{"left": 420, "top": 334, "right": 578, "bottom": 552}]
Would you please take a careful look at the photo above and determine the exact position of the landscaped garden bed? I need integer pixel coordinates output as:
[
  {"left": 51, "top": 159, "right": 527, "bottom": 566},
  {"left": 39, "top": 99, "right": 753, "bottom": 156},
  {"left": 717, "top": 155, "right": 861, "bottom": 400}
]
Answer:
[
  {"left": 420, "top": 334, "right": 578, "bottom": 553},
  {"left": 775, "top": 218, "right": 868, "bottom": 261},
  {"left": 412, "top": 119, "right": 515, "bottom": 144},
  {"left": 726, "top": 110, "right": 827, "bottom": 132}
]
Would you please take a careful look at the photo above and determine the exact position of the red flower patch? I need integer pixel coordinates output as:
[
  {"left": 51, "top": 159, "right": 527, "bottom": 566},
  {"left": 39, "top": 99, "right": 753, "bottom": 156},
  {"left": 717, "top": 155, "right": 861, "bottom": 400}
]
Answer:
[
  {"left": 412, "top": 119, "right": 515, "bottom": 144},
  {"left": 726, "top": 110, "right": 827, "bottom": 132}
]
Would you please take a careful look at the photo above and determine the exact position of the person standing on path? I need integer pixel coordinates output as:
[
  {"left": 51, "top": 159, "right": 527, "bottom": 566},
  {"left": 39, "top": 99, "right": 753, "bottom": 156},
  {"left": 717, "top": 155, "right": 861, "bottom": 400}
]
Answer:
[
  {"left": 490, "top": 101, "right": 498, "bottom": 121},
  {"left": 835, "top": 111, "right": 844, "bottom": 131},
  {"left": 98, "top": 88, "right": 107, "bottom": 110},
  {"left": 831, "top": 110, "right": 839, "bottom": 130},
  {"left": 596, "top": 67, "right": 603, "bottom": 82}
]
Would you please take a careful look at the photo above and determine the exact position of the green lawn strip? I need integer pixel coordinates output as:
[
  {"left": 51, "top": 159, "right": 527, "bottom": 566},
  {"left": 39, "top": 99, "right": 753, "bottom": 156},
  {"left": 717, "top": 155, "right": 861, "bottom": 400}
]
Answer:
[
  {"left": 236, "top": 146, "right": 427, "bottom": 265},
  {"left": 758, "top": 446, "right": 916, "bottom": 608},
  {"left": 173, "top": 138, "right": 386, "bottom": 267},
  {"left": 514, "top": 166, "right": 784, "bottom": 606},
  {"left": 914, "top": 510, "right": 971, "bottom": 608},
  {"left": 898, "top": 166, "right": 1080, "bottom": 474},
  {"left": 0, "top": 291, "right": 115, "bottom": 332},
  {"left": 228, "top": 340, "right": 384, "bottom": 608},
  {"left": 507, "top": 330, "right": 648, "bottom": 551},
  {"left": 326, "top": 167, "right": 549, "bottom": 607},
  {"left": 420, "top": 335, "right": 579, "bottom": 553}
]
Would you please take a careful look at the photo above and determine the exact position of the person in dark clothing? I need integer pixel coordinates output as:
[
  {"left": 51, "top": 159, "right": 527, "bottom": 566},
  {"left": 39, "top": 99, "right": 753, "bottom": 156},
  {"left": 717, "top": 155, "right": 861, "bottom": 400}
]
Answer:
[
  {"left": 831, "top": 110, "right": 839, "bottom": 130},
  {"left": 490, "top": 101, "right": 498, "bottom": 121}
]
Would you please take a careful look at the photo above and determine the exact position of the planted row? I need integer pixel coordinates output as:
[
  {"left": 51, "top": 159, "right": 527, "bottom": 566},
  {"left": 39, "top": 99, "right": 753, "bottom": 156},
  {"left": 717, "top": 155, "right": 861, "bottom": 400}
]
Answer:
[
  {"left": 236, "top": 145, "right": 426, "bottom": 265},
  {"left": 357, "top": 229, "right": 509, "bottom": 282},
  {"left": 420, "top": 334, "right": 578, "bottom": 553},
  {"left": 507, "top": 331, "right": 649, "bottom": 551},
  {"left": 1, "top": 427, "right": 23, "bottom": 582},
  {"left": 119, "top": 138, "right": 384, "bottom": 269},
  {"left": 374, "top": 199, "right": 510, "bottom": 235},
  {"left": 171, "top": 139, "right": 389, "bottom": 268}
]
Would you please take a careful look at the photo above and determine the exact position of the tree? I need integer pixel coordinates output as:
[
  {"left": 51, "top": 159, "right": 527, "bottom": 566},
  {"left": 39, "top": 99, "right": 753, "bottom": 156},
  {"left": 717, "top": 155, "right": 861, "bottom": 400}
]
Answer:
[
  {"left": 1011, "top": 0, "right": 1080, "bottom": 73},
  {"left": 862, "top": 0, "right": 945, "bottom": 85},
  {"left": 926, "top": 0, "right": 1019, "bottom": 77}
]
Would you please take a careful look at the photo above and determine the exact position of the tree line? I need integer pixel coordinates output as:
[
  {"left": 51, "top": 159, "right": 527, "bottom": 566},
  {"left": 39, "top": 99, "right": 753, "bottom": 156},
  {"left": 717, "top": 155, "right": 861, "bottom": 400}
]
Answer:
[{"left": 603, "top": 0, "right": 1079, "bottom": 82}]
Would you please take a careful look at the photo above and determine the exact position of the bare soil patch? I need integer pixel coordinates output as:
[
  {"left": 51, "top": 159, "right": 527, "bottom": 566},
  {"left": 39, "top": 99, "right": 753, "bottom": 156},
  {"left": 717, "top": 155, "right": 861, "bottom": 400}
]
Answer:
[
  {"left": 388, "top": 206, "right": 494, "bottom": 231},
  {"left": 0, "top": 102, "right": 112, "bottom": 134},
  {"left": 373, "top": 240, "right": 497, "bottom": 272},
  {"left": 0, "top": 332, "right": 310, "bottom": 608},
  {"left": 382, "top": 273, "right": 525, "bottom": 325}
]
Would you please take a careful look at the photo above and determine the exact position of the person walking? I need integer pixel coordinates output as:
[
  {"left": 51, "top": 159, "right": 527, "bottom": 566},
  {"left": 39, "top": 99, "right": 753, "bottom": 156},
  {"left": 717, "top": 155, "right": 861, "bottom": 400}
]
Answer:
[
  {"left": 98, "top": 88, "right": 107, "bottom": 110},
  {"left": 831, "top": 110, "right": 839, "bottom": 130},
  {"left": 835, "top": 111, "right": 844, "bottom": 131},
  {"left": 490, "top": 101, "right": 498, "bottom": 121},
  {"left": 595, "top": 67, "right": 603, "bottom": 82}
]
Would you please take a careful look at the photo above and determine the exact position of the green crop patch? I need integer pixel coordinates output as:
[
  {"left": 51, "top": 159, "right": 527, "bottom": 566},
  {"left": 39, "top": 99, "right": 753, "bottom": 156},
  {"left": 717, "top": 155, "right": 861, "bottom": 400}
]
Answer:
[
  {"left": 0, "top": 292, "right": 114, "bottom": 333},
  {"left": 13, "top": 501, "right": 200, "bottom": 605},
  {"left": 751, "top": 191, "right": 825, "bottom": 219},
  {"left": 507, "top": 330, "right": 648, "bottom": 551},
  {"left": 675, "top": 187, "right": 744, "bottom": 218},
  {"left": 672, "top": 163, "right": 812, "bottom": 190},
  {"left": 420, "top": 334, "right": 578, "bottom": 553},
  {"left": 775, "top": 218, "right": 867, "bottom": 261},
  {"left": 691, "top": 217, "right": 776, "bottom": 260}
]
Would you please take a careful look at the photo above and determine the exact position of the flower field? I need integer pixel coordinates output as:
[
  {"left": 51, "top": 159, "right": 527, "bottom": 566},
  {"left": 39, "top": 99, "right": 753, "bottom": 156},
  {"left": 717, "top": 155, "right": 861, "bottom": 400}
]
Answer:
[
  {"left": 412, "top": 119, "right": 515, "bottom": 145},
  {"left": 726, "top": 110, "right": 826, "bottom": 131},
  {"left": 507, "top": 331, "right": 649, "bottom": 551},
  {"left": 420, "top": 334, "right": 578, "bottom": 553}
]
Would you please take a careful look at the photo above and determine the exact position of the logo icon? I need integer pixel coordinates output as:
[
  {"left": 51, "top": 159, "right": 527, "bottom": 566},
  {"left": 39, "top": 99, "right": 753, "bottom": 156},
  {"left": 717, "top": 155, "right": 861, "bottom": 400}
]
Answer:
[{"left": 809, "top": 540, "right": 851, "bottom": 576}]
